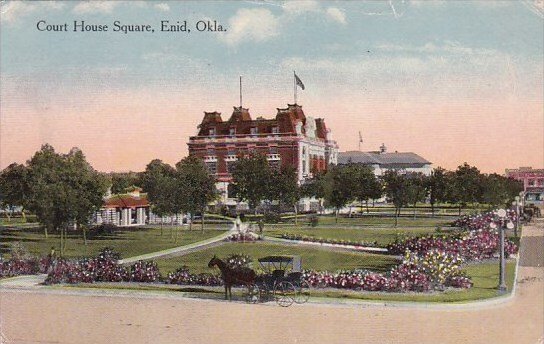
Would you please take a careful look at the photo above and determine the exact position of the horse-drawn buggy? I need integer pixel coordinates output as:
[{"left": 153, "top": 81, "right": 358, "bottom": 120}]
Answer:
[
  {"left": 246, "top": 255, "right": 310, "bottom": 307},
  {"left": 208, "top": 254, "right": 311, "bottom": 307}
]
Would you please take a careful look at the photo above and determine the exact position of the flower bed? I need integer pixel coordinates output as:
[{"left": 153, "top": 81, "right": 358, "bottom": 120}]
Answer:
[
  {"left": 226, "top": 232, "right": 260, "bottom": 242},
  {"left": 453, "top": 209, "right": 517, "bottom": 231},
  {"left": 387, "top": 230, "right": 518, "bottom": 261},
  {"left": 0, "top": 257, "right": 49, "bottom": 278},
  {"left": 279, "top": 233, "right": 380, "bottom": 248},
  {"left": 165, "top": 267, "right": 222, "bottom": 286},
  {"left": 301, "top": 249, "right": 471, "bottom": 292},
  {"left": 44, "top": 248, "right": 160, "bottom": 285}
]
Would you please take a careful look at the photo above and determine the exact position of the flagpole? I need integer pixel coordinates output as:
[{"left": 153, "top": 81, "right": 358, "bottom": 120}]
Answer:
[
  {"left": 293, "top": 71, "right": 297, "bottom": 104},
  {"left": 239, "top": 76, "right": 242, "bottom": 108}
]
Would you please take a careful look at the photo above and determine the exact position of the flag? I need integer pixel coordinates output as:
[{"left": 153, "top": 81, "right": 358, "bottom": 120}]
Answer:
[{"left": 294, "top": 72, "right": 305, "bottom": 90}]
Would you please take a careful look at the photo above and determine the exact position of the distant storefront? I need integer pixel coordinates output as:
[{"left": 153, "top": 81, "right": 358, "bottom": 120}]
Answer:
[{"left": 505, "top": 167, "right": 544, "bottom": 206}]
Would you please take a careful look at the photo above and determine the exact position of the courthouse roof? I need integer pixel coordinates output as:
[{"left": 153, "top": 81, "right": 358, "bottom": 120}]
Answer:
[{"left": 338, "top": 151, "right": 431, "bottom": 166}]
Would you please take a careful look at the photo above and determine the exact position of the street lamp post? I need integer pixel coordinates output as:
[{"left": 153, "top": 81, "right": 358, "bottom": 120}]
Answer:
[
  {"left": 513, "top": 196, "right": 521, "bottom": 237},
  {"left": 490, "top": 208, "right": 514, "bottom": 293}
]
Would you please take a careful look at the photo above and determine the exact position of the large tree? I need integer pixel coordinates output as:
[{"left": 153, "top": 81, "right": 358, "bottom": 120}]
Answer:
[
  {"left": 381, "top": 170, "right": 411, "bottom": 227},
  {"left": 448, "top": 163, "right": 483, "bottom": 215},
  {"left": 231, "top": 154, "right": 271, "bottom": 213},
  {"left": 108, "top": 171, "right": 142, "bottom": 194},
  {"left": 64, "top": 148, "right": 109, "bottom": 246},
  {"left": 426, "top": 167, "right": 448, "bottom": 216},
  {"left": 25, "top": 145, "right": 107, "bottom": 254},
  {"left": 0, "top": 163, "right": 29, "bottom": 222},
  {"left": 405, "top": 172, "right": 428, "bottom": 219},
  {"left": 269, "top": 166, "right": 301, "bottom": 224},
  {"left": 323, "top": 165, "right": 356, "bottom": 223},
  {"left": 175, "top": 156, "right": 217, "bottom": 231},
  {"left": 141, "top": 159, "right": 177, "bottom": 235},
  {"left": 300, "top": 172, "right": 328, "bottom": 214},
  {"left": 351, "top": 165, "right": 382, "bottom": 213}
]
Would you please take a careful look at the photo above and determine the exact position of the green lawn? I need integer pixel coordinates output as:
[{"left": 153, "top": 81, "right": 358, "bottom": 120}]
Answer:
[
  {"left": 285, "top": 215, "right": 454, "bottom": 228},
  {"left": 0, "top": 226, "right": 227, "bottom": 260},
  {"left": 155, "top": 242, "right": 400, "bottom": 274},
  {"left": 265, "top": 226, "right": 445, "bottom": 246}
]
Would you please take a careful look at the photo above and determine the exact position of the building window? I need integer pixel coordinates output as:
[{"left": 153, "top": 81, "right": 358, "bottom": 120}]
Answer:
[
  {"left": 272, "top": 126, "right": 279, "bottom": 134},
  {"left": 227, "top": 161, "right": 237, "bottom": 173},
  {"left": 528, "top": 179, "right": 535, "bottom": 186},
  {"left": 269, "top": 160, "right": 280, "bottom": 171},
  {"left": 207, "top": 148, "right": 215, "bottom": 155},
  {"left": 229, "top": 128, "right": 236, "bottom": 136},
  {"left": 205, "top": 162, "right": 217, "bottom": 174},
  {"left": 270, "top": 147, "right": 278, "bottom": 154},
  {"left": 209, "top": 128, "right": 216, "bottom": 136},
  {"left": 250, "top": 127, "right": 258, "bottom": 135}
]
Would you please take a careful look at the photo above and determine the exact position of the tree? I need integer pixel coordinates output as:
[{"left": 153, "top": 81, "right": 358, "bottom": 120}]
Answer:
[
  {"left": 301, "top": 172, "right": 327, "bottom": 214},
  {"left": 175, "top": 156, "right": 216, "bottom": 231},
  {"left": 426, "top": 167, "right": 448, "bottom": 216},
  {"left": 351, "top": 165, "right": 381, "bottom": 213},
  {"left": 481, "top": 173, "right": 509, "bottom": 209},
  {"left": 405, "top": 172, "right": 427, "bottom": 219},
  {"left": 448, "top": 163, "right": 483, "bottom": 215},
  {"left": 231, "top": 154, "right": 271, "bottom": 213},
  {"left": 64, "top": 148, "right": 109, "bottom": 246},
  {"left": 0, "top": 163, "right": 29, "bottom": 222},
  {"left": 323, "top": 165, "right": 356, "bottom": 223},
  {"left": 141, "top": 159, "right": 177, "bottom": 236},
  {"left": 269, "top": 166, "right": 301, "bottom": 224},
  {"left": 25, "top": 145, "right": 107, "bottom": 255},
  {"left": 381, "top": 170, "right": 411, "bottom": 227},
  {"left": 108, "top": 172, "right": 142, "bottom": 194}
]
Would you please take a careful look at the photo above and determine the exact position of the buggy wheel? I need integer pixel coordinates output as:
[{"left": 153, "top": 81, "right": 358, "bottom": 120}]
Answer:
[
  {"left": 294, "top": 280, "right": 310, "bottom": 304},
  {"left": 274, "top": 281, "right": 295, "bottom": 307},
  {"left": 245, "top": 284, "right": 260, "bottom": 304}
]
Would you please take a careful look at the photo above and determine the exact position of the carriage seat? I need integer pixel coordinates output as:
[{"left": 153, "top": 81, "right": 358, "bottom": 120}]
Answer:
[
  {"left": 287, "top": 272, "right": 302, "bottom": 281},
  {"left": 272, "top": 269, "right": 285, "bottom": 279}
]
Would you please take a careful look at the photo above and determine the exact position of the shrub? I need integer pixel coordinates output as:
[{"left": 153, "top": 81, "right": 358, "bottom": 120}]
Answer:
[
  {"left": 263, "top": 212, "right": 281, "bottom": 224},
  {"left": 165, "top": 266, "right": 222, "bottom": 286},
  {"left": 129, "top": 260, "right": 161, "bottom": 283}
]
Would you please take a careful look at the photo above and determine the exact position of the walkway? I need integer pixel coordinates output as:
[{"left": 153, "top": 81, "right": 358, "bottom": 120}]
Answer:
[{"left": 118, "top": 230, "right": 231, "bottom": 264}]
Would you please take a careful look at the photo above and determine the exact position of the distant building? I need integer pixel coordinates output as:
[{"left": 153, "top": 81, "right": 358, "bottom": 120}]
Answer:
[
  {"left": 95, "top": 188, "right": 149, "bottom": 226},
  {"left": 187, "top": 104, "right": 338, "bottom": 204},
  {"left": 338, "top": 144, "right": 432, "bottom": 176},
  {"left": 505, "top": 167, "right": 544, "bottom": 204},
  {"left": 94, "top": 188, "right": 187, "bottom": 227}
]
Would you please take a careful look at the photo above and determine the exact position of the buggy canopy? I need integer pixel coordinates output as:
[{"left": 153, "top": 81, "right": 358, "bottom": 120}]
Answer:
[{"left": 258, "top": 255, "right": 301, "bottom": 272}]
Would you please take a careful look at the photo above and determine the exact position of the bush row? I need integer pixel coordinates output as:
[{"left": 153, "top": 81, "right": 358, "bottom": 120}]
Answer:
[{"left": 279, "top": 233, "right": 380, "bottom": 248}]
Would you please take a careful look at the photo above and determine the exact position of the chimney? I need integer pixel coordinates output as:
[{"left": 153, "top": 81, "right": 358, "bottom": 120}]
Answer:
[{"left": 380, "top": 143, "right": 387, "bottom": 154}]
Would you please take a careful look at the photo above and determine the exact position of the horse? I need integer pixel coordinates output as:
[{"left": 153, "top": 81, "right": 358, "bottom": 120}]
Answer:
[{"left": 208, "top": 255, "right": 257, "bottom": 300}]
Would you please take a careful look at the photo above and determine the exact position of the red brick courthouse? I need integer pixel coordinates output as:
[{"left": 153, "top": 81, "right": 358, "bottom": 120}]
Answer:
[{"left": 187, "top": 104, "right": 338, "bottom": 206}]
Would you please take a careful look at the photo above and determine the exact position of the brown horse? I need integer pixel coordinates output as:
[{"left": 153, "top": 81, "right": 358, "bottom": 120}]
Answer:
[{"left": 208, "top": 255, "right": 256, "bottom": 300}]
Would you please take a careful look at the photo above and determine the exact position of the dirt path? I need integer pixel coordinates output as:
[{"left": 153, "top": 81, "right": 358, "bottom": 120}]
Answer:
[{"left": 1, "top": 221, "right": 542, "bottom": 344}]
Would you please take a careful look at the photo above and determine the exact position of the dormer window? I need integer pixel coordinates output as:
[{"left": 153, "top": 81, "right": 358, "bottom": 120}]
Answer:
[
  {"left": 250, "top": 127, "right": 258, "bottom": 135},
  {"left": 229, "top": 128, "right": 236, "bottom": 136},
  {"left": 271, "top": 126, "right": 279, "bottom": 134},
  {"left": 209, "top": 128, "right": 216, "bottom": 136}
]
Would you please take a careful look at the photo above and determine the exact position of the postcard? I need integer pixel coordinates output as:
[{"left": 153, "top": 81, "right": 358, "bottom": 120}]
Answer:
[{"left": 1, "top": 1, "right": 543, "bottom": 344}]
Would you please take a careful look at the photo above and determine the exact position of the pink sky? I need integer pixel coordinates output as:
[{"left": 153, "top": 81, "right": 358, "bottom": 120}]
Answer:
[{"left": 1, "top": 86, "right": 542, "bottom": 174}]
